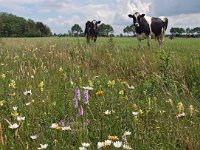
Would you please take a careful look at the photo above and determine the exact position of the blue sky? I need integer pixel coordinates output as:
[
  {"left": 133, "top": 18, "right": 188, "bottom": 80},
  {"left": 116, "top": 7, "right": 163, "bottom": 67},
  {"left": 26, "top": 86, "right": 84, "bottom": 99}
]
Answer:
[{"left": 0, "top": 0, "right": 200, "bottom": 34}]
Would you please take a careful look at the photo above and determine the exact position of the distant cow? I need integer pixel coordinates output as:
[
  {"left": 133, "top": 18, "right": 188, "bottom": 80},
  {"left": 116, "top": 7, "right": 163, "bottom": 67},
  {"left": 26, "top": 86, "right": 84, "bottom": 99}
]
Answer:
[
  {"left": 128, "top": 12, "right": 168, "bottom": 48},
  {"left": 85, "top": 20, "right": 101, "bottom": 43}
]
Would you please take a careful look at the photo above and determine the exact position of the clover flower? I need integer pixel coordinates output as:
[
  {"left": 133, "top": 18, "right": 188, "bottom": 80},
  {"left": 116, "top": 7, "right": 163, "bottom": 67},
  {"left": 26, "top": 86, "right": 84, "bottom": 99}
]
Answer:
[
  {"left": 79, "top": 105, "right": 84, "bottom": 116},
  {"left": 75, "top": 87, "right": 81, "bottom": 100},
  {"left": 83, "top": 89, "right": 89, "bottom": 104}
]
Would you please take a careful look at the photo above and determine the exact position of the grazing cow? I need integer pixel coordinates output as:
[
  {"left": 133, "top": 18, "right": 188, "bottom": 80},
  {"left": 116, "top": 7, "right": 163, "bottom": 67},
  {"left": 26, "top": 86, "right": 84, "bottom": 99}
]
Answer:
[
  {"left": 128, "top": 12, "right": 168, "bottom": 48},
  {"left": 85, "top": 20, "right": 101, "bottom": 43}
]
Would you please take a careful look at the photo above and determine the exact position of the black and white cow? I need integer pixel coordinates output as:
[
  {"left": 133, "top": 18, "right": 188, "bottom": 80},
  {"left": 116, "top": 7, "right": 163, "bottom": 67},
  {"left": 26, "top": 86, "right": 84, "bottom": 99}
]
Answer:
[
  {"left": 128, "top": 12, "right": 168, "bottom": 48},
  {"left": 85, "top": 20, "right": 101, "bottom": 43}
]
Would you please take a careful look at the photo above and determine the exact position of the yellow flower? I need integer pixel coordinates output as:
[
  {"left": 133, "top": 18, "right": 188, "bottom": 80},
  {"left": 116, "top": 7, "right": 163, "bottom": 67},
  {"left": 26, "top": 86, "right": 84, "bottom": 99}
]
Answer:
[
  {"left": 119, "top": 90, "right": 124, "bottom": 95},
  {"left": 96, "top": 91, "right": 104, "bottom": 96},
  {"left": 121, "top": 81, "right": 128, "bottom": 85},
  {"left": 107, "top": 80, "right": 115, "bottom": 86},
  {"left": 88, "top": 80, "right": 93, "bottom": 87},
  {"left": 0, "top": 100, "right": 5, "bottom": 106},
  {"left": 177, "top": 102, "right": 184, "bottom": 113},
  {"left": 188, "top": 105, "right": 198, "bottom": 116},
  {"left": 9, "top": 80, "right": 16, "bottom": 89},
  {"left": 11, "top": 111, "right": 19, "bottom": 117},
  {"left": 108, "top": 135, "right": 118, "bottom": 141},
  {"left": 59, "top": 67, "right": 63, "bottom": 72},
  {"left": 55, "top": 126, "right": 62, "bottom": 130},
  {"left": 1, "top": 73, "right": 6, "bottom": 79},
  {"left": 38, "top": 81, "right": 44, "bottom": 92}
]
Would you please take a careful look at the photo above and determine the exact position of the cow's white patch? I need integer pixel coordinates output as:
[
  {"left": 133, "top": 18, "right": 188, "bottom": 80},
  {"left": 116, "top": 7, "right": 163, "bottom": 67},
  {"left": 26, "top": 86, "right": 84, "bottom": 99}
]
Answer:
[
  {"left": 159, "top": 16, "right": 165, "bottom": 22},
  {"left": 144, "top": 16, "right": 152, "bottom": 34},
  {"left": 92, "top": 20, "right": 97, "bottom": 24},
  {"left": 134, "top": 12, "right": 140, "bottom": 18}
]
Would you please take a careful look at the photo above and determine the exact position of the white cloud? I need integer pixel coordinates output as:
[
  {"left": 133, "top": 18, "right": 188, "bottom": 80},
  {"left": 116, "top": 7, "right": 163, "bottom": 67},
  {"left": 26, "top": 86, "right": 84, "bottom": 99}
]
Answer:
[{"left": 0, "top": 0, "right": 200, "bottom": 34}]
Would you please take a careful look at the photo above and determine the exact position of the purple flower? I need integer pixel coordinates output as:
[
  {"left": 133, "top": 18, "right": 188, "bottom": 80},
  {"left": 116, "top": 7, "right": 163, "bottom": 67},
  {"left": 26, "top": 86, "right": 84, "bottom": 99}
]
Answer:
[
  {"left": 75, "top": 87, "right": 80, "bottom": 100},
  {"left": 83, "top": 89, "right": 89, "bottom": 104},
  {"left": 79, "top": 105, "right": 84, "bottom": 116},
  {"left": 58, "top": 121, "right": 65, "bottom": 127},
  {"left": 73, "top": 97, "right": 78, "bottom": 108}
]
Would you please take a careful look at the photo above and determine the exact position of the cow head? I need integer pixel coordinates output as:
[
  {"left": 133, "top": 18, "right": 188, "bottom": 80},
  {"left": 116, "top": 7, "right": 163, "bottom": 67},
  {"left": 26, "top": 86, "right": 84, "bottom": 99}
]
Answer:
[
  {"left": 92, "top": 20, "right": 101, "bottom": 30},
  {"left": 128, "top": 12, "right": 145, "bottom": 27},
  {"left": 85, "top": 20, "right": 101, "bottom": 34}
]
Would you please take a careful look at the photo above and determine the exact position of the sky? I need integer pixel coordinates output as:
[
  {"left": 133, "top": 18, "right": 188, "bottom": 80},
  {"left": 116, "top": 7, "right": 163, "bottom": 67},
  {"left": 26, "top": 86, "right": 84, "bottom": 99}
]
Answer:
[{"left": 0, "top": 0, "right": 200, "bottom": 35}]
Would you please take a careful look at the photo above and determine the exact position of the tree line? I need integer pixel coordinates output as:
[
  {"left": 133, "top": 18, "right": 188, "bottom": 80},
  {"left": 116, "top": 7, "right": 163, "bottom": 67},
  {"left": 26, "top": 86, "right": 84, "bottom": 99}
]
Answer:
[
  {"left": 0, "top": 12, "right": 51, "bottom": 37},
  {"left": 170, "top": 27, "right": 200, "bottom": 36},
  {"left": 64, "top": 23, "right": 114, "bottom": 37},
  {"left": 1, "top": 12, "right": 200, "bottom": 37}
]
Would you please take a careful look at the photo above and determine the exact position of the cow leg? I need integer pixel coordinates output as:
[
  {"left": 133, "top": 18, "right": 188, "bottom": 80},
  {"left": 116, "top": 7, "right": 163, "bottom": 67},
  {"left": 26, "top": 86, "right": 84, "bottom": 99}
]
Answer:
[
  {"left": 138, "top": 39, "right": 142, "bottom": 49},
  {"left": 94, "top": 36, "right": 97, "bottom": 42},
  {"left": 147, "top": 36, "right": 151, "bottom": 49},
  {"left": 157, "top": 36, "right": 163, "bottom": 48}
]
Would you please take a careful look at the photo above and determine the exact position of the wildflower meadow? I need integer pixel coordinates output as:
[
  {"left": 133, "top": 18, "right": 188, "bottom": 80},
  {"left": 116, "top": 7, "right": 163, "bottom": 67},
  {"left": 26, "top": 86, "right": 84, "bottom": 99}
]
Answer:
[{"left": 0, "top": 37, "right": 200, "bottom": 149}]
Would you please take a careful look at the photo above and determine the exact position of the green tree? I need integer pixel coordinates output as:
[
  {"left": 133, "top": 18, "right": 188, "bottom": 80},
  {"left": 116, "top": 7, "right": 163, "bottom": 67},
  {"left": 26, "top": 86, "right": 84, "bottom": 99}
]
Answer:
[
  {"left": 98, "top": 23, "right": 114, "bottom": 36},
  {"left": 193, "top": 27, "right": 200, "bottom": 34},
  {"left": 170, "top": 27, "right": 185, "bottom": 36},
  {"left": 71, "top": 24, "right": 83, "bottom": 36},
  {"left": 0, "top": 12, "right": 51, "bottom": 37},
  {"left": 123, "top": 24, "right": 135, "bottom": 36}
]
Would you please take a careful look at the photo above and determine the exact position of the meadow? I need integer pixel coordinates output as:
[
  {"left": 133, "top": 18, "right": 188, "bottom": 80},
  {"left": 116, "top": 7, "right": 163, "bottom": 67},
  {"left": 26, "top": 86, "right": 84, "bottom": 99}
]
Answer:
[{"left": 0, "top": 37, "right": 200, "bottom": 150}]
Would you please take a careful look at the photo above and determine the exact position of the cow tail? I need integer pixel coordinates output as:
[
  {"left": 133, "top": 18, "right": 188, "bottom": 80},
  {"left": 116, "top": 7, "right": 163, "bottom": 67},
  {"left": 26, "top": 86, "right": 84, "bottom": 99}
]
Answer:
[{"left": 163, "top": 18, "right": 168, "bottom": 31}]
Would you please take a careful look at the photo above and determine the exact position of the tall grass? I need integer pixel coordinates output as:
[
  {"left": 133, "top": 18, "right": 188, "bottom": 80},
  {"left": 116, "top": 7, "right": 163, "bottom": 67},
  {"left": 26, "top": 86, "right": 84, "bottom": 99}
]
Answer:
[{"left": 0, "top": 37, "right": 200, "bottom": 149}]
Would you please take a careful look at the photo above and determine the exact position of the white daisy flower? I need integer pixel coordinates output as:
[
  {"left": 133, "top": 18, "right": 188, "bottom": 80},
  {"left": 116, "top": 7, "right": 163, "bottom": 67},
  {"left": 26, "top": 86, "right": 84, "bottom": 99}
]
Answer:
[
  {"left": 23, "top": 90, "right": 32, "bottom": 96},
  {"left": 113, "top": 141, "right": 122, "bottom": 148},
  {"left": 61, "top": 126, "right": 71, "bottom": 131},
  {"left": 82, "top": 142, "right": 90, "bottom": 147},
  {"left": 13, "top": 106, "right": 18, "bottom": 111},
  {"left": 104, "top": 140, "right": 112, "bottom": 146},
  {"left": 123, "top": 131, "right": 131, "bottom": 136},
  {"left": 38, "top": 144, "right": 48, "bottom": 149},
  {"left": 132, "top": 111, "right": 139, "bottom": 116},
  {"left": 82, "top": 86, "right": 94, "bottom": 90},
  {"left": 104, "top": 110, "right": 112, "bottom": 115},
  {"left": 79, "top": 147, "right": 86, "bottom": 150},
  {"left": 30, "top": 135, "right": 38, "bottom": 140},
  {"left": 50, "top": 123, "right": 58, "bottom": 129},
  {"left": 17, "top": 116, "right": 25, "bottom": 121},
  {"left": 123, "top": 144, "right": 133, "bottom": 149},
  {"left": 8, "top": 123, "right": 19, "bottom": 129},
  {"left": 176, "top": 112, "right": 186, "bottom": 118}
]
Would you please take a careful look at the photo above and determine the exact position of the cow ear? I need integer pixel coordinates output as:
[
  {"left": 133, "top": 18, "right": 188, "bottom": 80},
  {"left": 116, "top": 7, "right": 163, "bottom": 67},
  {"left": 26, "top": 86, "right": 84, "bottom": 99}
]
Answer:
[
  {"left": 97, "top": 21, "right": 101, "bottom": 24},
  {"left": 141, "top": 14, "right": 145, "bottom": 17},
  {"left": 128, "top": 14, "right": 133, "bottom": 18}
]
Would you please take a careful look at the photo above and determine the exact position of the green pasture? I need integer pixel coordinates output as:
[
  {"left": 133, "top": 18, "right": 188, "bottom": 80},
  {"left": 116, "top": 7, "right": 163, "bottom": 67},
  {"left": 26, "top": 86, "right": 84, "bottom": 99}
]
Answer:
[{"left": 0, "top": 37, "right": 200, "bottom": 149}]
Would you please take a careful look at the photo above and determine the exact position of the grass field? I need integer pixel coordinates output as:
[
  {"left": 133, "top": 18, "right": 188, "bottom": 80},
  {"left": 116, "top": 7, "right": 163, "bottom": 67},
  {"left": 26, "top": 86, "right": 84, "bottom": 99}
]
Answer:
[{"left": 0, "top": 37, "right": 200, "bottom": 150}]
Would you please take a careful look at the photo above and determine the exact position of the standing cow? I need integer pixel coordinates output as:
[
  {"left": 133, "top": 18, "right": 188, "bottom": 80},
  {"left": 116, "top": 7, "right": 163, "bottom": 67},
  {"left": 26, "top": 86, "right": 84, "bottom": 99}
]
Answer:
[
  {"left": 85, "top": 20, "right": 101, "bottom": 43},
  {"left": 128, "top": 12, "right": 168, "bottom": 48}
]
